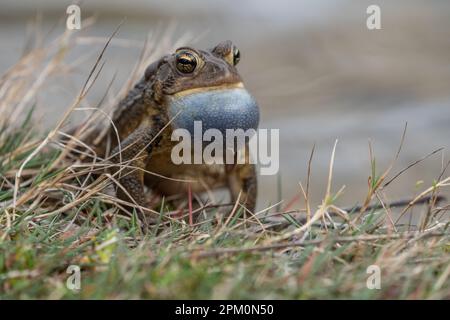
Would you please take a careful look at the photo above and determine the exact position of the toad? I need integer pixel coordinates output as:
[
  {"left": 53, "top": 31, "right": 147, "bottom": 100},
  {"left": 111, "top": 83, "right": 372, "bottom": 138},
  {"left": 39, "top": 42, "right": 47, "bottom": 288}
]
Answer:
[{"left": 83, "top": 41, "right": 260, "bottom": 220}]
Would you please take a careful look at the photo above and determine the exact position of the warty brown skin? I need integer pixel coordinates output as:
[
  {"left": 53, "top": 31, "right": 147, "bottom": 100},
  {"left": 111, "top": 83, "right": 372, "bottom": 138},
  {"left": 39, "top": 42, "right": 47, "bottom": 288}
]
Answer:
[{"left": 96, "top": 41, "right": 257, "bottom": 222}]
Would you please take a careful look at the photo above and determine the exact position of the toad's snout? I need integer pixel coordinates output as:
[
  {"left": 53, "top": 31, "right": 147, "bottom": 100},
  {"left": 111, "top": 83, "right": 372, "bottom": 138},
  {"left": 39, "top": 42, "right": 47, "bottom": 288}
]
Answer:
[{"left": 168, "top": 84, "right": 260, "bottom": 135}]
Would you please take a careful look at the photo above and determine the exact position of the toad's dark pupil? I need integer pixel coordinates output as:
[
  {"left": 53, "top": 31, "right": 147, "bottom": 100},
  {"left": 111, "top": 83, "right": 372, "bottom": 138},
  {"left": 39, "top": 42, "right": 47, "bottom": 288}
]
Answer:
[
  {"left": 233, "top": 48, "right": 240, "bottom": 65},
  {"left": 176, "top": 53, "right": 197, "bottom": 73}
]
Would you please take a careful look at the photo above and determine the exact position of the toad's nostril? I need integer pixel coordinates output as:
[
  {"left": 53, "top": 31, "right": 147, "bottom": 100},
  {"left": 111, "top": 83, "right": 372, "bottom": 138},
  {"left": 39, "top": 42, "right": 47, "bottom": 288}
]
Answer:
[{"left": 168, "top": 87, "right": 260, "bottom": 136}]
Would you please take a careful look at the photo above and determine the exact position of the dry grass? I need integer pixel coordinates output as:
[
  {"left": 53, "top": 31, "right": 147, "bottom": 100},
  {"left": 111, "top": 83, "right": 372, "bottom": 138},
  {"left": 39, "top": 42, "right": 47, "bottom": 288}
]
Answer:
[{"left": 0, "top": 23, "right": 449, "bottom": 299}]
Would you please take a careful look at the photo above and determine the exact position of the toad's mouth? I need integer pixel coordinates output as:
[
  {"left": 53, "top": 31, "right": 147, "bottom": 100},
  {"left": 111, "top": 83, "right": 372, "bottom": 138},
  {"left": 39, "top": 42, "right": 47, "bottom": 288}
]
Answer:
[{"left": 167, "top": 83, "right": 260, "bottom": 135}]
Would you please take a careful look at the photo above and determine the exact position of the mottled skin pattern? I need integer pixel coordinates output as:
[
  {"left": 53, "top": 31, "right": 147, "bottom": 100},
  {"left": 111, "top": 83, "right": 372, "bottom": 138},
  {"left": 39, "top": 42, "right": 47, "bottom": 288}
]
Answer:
[{"left": 98, "top": 41, "right": 257, "bottom": 219}]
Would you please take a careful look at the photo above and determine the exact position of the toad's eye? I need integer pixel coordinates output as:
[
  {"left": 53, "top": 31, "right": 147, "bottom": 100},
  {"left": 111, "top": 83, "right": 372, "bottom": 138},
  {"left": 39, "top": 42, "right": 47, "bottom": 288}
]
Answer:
[
  {"left": 176, "top": 51, "right": 197, "bottom": 73},
  {"left": 233, "top": 47, "right": 240, "bottom": 65}
]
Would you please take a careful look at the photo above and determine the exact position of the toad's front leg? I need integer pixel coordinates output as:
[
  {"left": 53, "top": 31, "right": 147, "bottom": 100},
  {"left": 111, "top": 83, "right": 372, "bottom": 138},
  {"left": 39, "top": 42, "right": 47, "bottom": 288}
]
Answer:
[
  {"left": 226, "top": 162, "right": 257, "bottom": 213},
  {"left": 110, "top": 126, "right": 161, "bottom": 225}
]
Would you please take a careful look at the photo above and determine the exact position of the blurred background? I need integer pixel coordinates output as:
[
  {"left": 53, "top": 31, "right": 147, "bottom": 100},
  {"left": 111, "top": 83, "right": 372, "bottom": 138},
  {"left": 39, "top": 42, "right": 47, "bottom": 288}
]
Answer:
[{"left": 1, "top": 0, "right": 450, "bottom": 210}]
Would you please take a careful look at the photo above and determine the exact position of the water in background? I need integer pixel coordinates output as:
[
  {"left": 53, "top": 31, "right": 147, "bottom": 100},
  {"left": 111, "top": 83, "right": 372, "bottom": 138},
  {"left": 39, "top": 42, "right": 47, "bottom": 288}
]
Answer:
[{"left": 1, "top": 0, "right": 449, "bottom": 209}]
